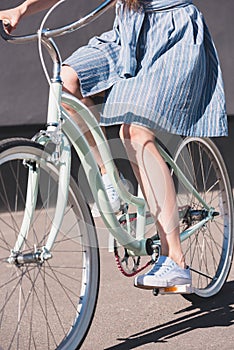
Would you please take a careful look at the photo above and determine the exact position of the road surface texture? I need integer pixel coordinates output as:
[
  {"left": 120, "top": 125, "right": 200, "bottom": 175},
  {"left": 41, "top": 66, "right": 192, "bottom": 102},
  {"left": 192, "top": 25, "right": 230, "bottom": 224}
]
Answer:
[{"left": 81, "top": 220, "right": 234, "bottom": 350}]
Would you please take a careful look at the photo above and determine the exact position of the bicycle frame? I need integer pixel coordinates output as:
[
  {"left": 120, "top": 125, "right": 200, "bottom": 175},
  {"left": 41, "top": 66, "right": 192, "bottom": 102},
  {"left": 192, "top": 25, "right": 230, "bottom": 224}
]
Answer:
[
  {"left": 0, "top": 0, "right": 215, "bottom": 261},
  {"left": 13, "top": 77, "right": 214, "bottom": 259}
]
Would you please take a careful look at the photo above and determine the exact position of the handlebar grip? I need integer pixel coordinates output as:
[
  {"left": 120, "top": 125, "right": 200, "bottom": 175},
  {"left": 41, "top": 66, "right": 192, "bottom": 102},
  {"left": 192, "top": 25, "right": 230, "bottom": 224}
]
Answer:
[
  {"left": 0, "top": 20, "right": 38, "bottom": 43},
  {"left": 0, "top": 21, "right": 12, "bottom": 41}
]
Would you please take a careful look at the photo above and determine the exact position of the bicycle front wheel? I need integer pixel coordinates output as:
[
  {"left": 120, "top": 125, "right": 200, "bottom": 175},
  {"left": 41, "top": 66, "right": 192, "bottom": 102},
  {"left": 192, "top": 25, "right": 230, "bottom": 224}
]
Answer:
[
  {"left": 173, "top": 137, "right": 233, "bottom": 301},
  {"left": 0, "top": 138, "right": 99, "bottom": 349}
]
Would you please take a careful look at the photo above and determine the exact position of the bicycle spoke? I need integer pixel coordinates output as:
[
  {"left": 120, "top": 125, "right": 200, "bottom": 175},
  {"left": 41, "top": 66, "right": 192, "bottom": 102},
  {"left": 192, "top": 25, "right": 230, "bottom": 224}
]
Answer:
[{"left": 173, "top": 137, "right": 233, "bottom": 299}]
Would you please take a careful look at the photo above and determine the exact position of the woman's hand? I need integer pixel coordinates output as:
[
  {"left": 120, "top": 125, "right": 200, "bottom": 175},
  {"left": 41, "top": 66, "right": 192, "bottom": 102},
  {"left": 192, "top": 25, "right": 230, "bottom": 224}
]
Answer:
[
  {"left": 0, "top": 0, "right": 59, "bottom": 33},
  {"left": 0, "top": 7, "right": 23, "bottom": 33}
]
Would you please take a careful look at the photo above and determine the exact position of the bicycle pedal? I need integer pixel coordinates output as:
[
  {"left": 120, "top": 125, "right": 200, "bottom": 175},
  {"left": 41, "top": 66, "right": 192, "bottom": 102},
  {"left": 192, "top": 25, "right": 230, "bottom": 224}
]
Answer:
[{"left": 157, "top": 284, "right": 193, "bottom": 295}]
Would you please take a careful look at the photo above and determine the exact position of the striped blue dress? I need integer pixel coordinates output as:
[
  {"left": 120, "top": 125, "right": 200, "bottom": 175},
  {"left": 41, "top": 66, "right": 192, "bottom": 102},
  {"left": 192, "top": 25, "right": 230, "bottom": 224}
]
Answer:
[{"left": 64, "top": 0, "right": 228, "bottom": 137}]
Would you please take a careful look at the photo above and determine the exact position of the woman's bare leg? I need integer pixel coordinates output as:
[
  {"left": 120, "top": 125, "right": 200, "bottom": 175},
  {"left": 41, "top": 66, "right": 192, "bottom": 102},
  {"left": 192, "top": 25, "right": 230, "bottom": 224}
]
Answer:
[
  {"left": 61, "top": 65, "right": 107, "bottom": 174},
  {"left": 60, "top": 65, "right": 125, "bottom": 216},
  {"left": 120, "top": 124, "right": 186, "bottom": 268}
]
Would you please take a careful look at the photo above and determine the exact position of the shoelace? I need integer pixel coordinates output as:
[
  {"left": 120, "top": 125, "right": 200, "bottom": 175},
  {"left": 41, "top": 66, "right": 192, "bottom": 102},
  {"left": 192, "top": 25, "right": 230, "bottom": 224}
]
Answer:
[
  {"left": 148, "top": 262, "right": 173, "bottom": 276},
  {"left": 105, "top": 184, "right": 118, "bottom": 200}
]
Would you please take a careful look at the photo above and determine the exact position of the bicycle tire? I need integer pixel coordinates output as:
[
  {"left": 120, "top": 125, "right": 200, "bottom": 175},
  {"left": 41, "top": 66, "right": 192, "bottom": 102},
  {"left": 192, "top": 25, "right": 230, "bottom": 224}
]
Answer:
[
  {"left": 173, "top": 137, "right": 233, "bottom": 302},
  {"left": 0, "top": 138, "right": 100, "bottom": 349}
]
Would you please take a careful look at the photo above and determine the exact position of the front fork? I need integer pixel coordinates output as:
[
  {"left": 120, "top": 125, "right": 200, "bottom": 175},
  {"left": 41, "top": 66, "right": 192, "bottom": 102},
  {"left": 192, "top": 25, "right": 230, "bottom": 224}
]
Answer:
[
  {"left": 8, "top": 131, "right": 71, "bottom": 265},
  {"left": 9, "top": 82, "right": 71, "bottom": 264}
]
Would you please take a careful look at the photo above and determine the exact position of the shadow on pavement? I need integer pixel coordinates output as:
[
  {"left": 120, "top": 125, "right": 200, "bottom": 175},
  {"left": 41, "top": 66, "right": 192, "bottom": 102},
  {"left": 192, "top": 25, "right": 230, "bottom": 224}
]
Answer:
[{"left": 105, "top": 281, "right": 234, "bottom": 349}]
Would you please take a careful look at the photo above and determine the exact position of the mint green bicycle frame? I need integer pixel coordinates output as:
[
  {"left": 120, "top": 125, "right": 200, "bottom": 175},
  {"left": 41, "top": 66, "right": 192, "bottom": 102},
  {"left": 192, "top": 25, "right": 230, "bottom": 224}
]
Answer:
[{"left": 13, "top": 79, "right": 214, "bottom": 260}]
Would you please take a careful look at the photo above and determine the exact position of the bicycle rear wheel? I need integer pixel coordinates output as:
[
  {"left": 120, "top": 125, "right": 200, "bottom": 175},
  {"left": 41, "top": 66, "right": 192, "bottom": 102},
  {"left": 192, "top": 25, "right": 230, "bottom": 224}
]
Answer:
[
  {"left": 173, "top": 137, "right": 233, "bottom": 301},
  {"left": 0, "top": 138, "right": 99, "bottom": 349}
]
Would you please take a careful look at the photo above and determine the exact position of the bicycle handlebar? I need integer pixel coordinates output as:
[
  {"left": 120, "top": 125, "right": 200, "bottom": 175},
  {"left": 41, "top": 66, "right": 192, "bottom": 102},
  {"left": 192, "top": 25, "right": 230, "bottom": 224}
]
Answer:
[{"left": 0, "top": 0, "right": 115, "bottom": 44}]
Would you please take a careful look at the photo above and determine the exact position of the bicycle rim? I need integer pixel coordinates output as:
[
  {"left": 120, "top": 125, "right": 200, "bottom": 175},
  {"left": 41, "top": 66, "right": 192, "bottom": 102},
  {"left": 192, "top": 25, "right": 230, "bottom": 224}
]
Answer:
[
  {"left": 173, "top": 137, "right": 233, "bottom": 299},
  {"left": 0, "top": 138, "right": 99, "bottom": 349}
]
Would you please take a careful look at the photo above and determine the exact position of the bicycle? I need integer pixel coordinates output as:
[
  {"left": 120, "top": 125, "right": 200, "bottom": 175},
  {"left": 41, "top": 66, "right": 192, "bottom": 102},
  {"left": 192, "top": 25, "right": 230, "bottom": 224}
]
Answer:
[{"left": 0, "top": 0, "right": 233, "bottom": 349}]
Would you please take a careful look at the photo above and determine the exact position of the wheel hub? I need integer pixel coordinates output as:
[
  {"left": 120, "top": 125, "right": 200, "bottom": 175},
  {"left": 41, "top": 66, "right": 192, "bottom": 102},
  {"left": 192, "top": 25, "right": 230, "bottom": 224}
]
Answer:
[{"left": 7, "top": 247, "right": 52, "bottom": 266}]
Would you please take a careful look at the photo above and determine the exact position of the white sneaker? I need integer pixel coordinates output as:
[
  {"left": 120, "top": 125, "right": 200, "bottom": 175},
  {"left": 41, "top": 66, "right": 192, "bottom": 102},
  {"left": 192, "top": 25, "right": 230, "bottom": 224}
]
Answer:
[
  {"left": 91, "top": 173, "right": 129, "bottom": 218},
  {"left": 134, "top": 256, "right": 192, "bottom": 289}
]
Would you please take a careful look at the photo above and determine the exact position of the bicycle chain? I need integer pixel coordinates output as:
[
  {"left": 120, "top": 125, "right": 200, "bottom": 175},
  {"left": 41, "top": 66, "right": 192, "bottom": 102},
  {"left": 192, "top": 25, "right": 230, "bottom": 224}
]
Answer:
[{"left": 114, "top": 213, "right": 153, "bottom": 277}]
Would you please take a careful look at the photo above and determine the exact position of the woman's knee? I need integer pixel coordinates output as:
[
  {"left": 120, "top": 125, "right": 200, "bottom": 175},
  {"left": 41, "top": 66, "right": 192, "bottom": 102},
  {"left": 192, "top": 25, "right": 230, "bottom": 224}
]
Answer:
[
  {"left": 120, "top": 124, "right": 154, "bottom": 143},
  {"left": 61, "top": 65, "right": 82, "bottom": 99}
]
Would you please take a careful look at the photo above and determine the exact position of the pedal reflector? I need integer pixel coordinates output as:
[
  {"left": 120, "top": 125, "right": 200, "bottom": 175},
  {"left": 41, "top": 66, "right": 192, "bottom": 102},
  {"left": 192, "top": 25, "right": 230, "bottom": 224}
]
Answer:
[{"left": 158, "top": 284, "right": 193, "bottom": 294}]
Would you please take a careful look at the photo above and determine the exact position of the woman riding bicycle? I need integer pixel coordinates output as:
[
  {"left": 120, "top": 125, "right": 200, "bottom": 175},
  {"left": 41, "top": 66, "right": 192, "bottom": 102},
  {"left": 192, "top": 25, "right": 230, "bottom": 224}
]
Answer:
[{"left": 0, "top": 0, "right": 227, "bottom": 289}]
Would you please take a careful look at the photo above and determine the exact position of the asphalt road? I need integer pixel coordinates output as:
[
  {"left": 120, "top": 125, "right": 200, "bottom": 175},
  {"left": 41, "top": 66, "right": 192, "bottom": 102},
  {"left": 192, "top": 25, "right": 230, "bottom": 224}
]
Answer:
[{"left": 81, "top": 222, "right": 234, "bottom": 350}]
